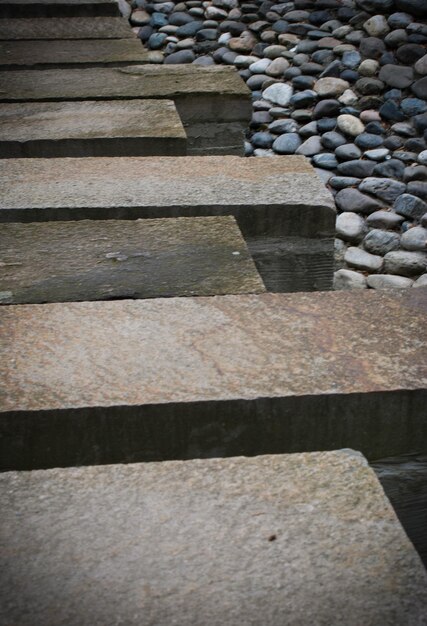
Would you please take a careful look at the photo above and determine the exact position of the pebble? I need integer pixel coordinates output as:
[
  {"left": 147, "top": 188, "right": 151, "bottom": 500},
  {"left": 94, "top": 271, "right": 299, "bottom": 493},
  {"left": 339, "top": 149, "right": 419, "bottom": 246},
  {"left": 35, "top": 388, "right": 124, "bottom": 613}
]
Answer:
[
  {"left": 262, "top": 83, "right": 293, "bottom": 106},
  {"left": 367, "top": 274, "right": 414, "bottom": 288},
  {"left": 401, "top": 226, "right": 427, "bottom": 251},
  {"left": 272, "top": 133, "right": 302, "bottom": 154},
  {"left": 333, "top": 269, "right": 368, "bottom": 289},
  {"left": 345, "top": 246, "right": 384, "bottom": 272},
  {"left": 337, "top": 114, "right": 365, "bottom": 137},
  {"left": 413, "top": 274, "right": 427, "bottom": 287},
  {"left": 313, "top": 77, "right": 349, "bottom": 97},
  {"left": 363, "top": 229, "right": 401, "bottom": 255},
  {"left": 384, "top": 250, "right": 427, "bottom": 276},
  {"left": 358, "top": 177, "right": 406, "bottom": 203},
  {"left": 367, "top": 210, "right": 405, "bottom": 229},
  {"left": 335, "top": 188, "right": 384, "bottom": 214},
  {"left": 336, "top": 212, "right": 367, "bottom": 242}
]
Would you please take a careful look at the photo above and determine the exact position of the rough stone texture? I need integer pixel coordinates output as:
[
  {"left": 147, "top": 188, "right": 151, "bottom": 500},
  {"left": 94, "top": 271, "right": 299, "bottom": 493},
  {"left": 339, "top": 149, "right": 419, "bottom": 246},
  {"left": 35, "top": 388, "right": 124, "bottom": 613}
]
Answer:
[
  {"left": 0, "top": 156, "right": 335, "bottom": 292},
  {"left": 0, "top": 17, "right": 135, "bottom": 40},
  {"left": 0, "top": 0, "right": 120, "bottom": 17},
  {"left": 0, "top": 217, "right": 265, "bottom": 303},
  {"left": 0, "top": 100, "right": 187, "bottom": 158},
  {"left": 0, "top": 65, "right": 251, "bottom": 155},
  {"left": 0, "top": 289, "right": 426, "bottom": 470},
  {"left": 1, "top": 451, "right": 427, "bottom": 625},
  {"left": 0, "top": 39, "right": 153, "bottom": 69}
]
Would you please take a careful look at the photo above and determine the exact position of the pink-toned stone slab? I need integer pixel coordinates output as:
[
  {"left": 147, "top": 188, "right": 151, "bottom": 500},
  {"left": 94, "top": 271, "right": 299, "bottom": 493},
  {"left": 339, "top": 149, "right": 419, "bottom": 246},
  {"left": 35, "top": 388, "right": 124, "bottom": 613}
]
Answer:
[
  {"left": 0, "top": 288, "right": 425, "bottom": 470},
  {"left": 1, "top": 451, "right": 427, "bottom": 625}
]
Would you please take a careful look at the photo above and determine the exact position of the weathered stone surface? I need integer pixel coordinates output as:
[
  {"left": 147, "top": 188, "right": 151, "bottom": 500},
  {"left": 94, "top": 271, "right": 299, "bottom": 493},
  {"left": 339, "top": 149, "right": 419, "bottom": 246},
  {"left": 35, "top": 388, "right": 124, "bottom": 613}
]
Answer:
[
  {"left": 0, "top": 217, "right": 265, "bottom": 303},
  {"left": 0, "top": 17, "right": 134, "bottom": 40},
  {"left": 0, "top": 289, "right": 426, "bottom": 470},
  {"left": 1, "top": 451, "right": 427, "bottom": 625},
  {"left": 0, "top": 0, "right": 120, "bottom": 17},
  {"left": 0, "top": 156, "right": 335, "bottom": 292},
  {"left": 0, "top": 39, "right": 153, "bottom": 69},
  {"left": 0, "top": 100, "right": 187, "bottom": 158},
  {"left": 0, "top": 65, "right": 251, "bottom": 154}
]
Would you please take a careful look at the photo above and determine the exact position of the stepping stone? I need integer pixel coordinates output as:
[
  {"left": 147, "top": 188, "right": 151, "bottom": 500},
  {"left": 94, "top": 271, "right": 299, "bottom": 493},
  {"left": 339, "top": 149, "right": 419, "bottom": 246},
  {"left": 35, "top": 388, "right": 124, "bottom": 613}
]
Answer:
[
  {"left": 0, "top": 217, "right": 265, "bottom": 303},
  {"left": 0, "top": 155, "right": 335, "bottom": 292},
  {"left": 0, "top": 39, "right": 153, "bottom": 70},
  {"left": 0, "top": 0, "right": 121, "bottom": 18},
  {"left": 0, "top": 289, "right": 425, "bottom": 471},
  {"left": 1, "top": 451, "right": 427, "bottom": 624},
  {"left": 0, "top": 17, "right": 135, "bottom": 40},
  {"left": 0, "top": 65, "right": 252, "bottom": 155},
  {"left": 0, "top": 100, "right": 187, "bottom": 158}
]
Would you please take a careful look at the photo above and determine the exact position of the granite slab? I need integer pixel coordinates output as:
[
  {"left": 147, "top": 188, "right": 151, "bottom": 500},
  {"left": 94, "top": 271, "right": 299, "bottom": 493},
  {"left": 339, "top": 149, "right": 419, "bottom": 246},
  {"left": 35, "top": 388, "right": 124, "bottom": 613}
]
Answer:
[
  {"left": 0, "top": 289, "right": 426, "bottom": 470},
  {"left": 0, "top": 39, "right": 152, "bottom": 70},
  {"left": 0, "top": 17, "right": 135, "bottom": 40},
  {"left": 0, "top": 100, "right": 187, "bottom": 157},
  {"left": 1, "top": 451, "right": 427, "bottom": 625},
  {"left": 0, "top": 155, "right": 335, "bottom": 291},
  {"left": 0, "top": 216, "right": 265, "bottom": 303},
  {"left": 0, "top": 0, "right": 121, "bottom": 17}
]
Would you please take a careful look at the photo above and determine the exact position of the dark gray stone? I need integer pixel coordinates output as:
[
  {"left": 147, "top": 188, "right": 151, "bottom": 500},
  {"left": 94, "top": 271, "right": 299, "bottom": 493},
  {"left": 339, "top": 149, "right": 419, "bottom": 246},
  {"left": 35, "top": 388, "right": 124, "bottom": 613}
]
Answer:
[
  {"left": 337, "top": 159, "right": 376, "bottom": 178},
  {"left": 373, "top": 159, "right": 405, "bottom": 180},
  {"left": 384, "top": 250, "right": 427, "bottom": 276},
  {"left": 335, "top": 144, "right": 362, "bottom": 161},
  {"left": 363, "top": 229, "right": 401, "bottom": 255},
  {"left": 359, "top": 178, "right": 406, "bottom": 203},
  {"left": 321, "top": 131, "right": 347, "bottom": 150},
  {"left": 395, "top": 193, "right": 427, "bottom": 221},
  {"left": 379, "top": 65, "right": 414, "bottom": 89},
  {"left": 355, "top": 133, "right": 384, "bottom": 149},
  {"left": 272, "top": 132, "right": 302, "bottom": 154},
  {"left": 407, "top": 181, "right": 427, "bottom": 200},
  {"left": 335, "top": 188, "right": 384, "bottom": 214},
  {"left": 412, "top": 77, "right": 427, "bottom": 101}
]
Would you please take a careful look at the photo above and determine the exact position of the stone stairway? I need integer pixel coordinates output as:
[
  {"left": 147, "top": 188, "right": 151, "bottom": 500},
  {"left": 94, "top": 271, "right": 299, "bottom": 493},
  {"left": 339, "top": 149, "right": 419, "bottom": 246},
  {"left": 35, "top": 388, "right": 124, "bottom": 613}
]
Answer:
[{"left": 0, "top": 1, "right": 426, "bottom": 623}]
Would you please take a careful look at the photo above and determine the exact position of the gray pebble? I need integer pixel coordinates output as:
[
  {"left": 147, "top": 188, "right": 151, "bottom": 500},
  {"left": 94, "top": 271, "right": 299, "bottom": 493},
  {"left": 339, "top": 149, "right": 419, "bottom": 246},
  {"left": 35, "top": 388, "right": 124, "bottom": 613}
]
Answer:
[
  {"left": 358, "top": 177, "right": 406, "bottom": 203},
  {"left": 363, "top": 229, "right": 401, "bottom": 255},
  {"left": 367, "top": 274, "right": 414, "bottom": 288},
  {"left": 401, "top": 226, "right": 427, "bottom": 251},
  {"left": 384, "top": 250, "right": 427, "bottom": 276},
  {"left": 333, "top": 269, "right": 367, "bottom": 290},
  {"left": 345, "top": 246, "right": 384, "bottom": 272}
]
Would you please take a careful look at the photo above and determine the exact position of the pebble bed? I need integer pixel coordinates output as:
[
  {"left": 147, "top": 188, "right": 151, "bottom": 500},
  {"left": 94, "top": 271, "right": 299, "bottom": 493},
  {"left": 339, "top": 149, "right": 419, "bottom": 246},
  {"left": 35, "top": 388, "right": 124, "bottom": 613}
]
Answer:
[{"left": 126, "top": 0, "right": 427, "bottom": 290}]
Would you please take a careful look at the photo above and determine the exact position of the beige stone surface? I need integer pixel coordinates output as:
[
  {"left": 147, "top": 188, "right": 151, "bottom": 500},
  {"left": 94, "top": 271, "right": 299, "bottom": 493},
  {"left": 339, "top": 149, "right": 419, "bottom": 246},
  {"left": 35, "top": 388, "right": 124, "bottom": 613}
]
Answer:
[
  {"left": 0, "top": 0, "right": 120, "bottom": 17},
  {"left": 0, "top": 100, "right": 187, "bottom": 157},
  {"left": 0, "top": 65, "right": 251, "bottom": 121},
  {"left": 0, "top": 289, "right": 425, "bottom": 468},
  {"left": 0, "top": 17, "right": 135, "bottom": 40},
  {"left": 0, "top": 216, "right": 265, "bottom": 303},
  {"left": 1, "top": 451, "right": 427, "bottom": 625},
  {"left": 0, "top": 39, "right": 151, "bottom": 69},
  {"left": 0, "top": 155, "right": 334, "bottom": 291}
]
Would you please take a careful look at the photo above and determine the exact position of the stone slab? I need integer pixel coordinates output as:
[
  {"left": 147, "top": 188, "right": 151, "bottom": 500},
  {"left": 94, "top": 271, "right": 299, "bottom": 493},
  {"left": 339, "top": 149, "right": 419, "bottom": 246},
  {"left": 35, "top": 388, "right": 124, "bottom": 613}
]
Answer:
[
  {"left": 0, "top": 17, "right": 135, "bottom": 40},
  {"left": 1, "top": 451, "right": 427, "bottom": 625},
  {"left": 0, "top": 156, "right": 335, "bottom": 291},
  {"left": 0, "top": 39, "right": 153, "bottom": 70},
  {"left": 0, "top": 289, "right": 426, "bottom": 470},
  {"left": 0, "top": 100, "right": 187, "bottom": 157},
  {"left": 0, "top": 217, "right": 265, "bottom": 303},
  {"left": 0, "top": 0, "right": 120, "bottom": 17},
  {"left": 0, "top": 65, "right": 251, "bottom": 152}
]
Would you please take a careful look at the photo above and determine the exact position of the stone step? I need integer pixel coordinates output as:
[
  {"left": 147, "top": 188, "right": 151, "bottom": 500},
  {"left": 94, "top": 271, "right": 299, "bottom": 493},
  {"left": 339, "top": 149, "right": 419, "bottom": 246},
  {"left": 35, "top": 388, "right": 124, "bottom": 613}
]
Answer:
[
  {"left": 0, "top": 17, "right": 135, "bottom": 40},
  {"left": 0, "top": 65, "right": 252, "bottom": 155},
  {"left": 0, "top": 155, "right": 335, "bottom": 292},
  {"left": 0, "top": 39, "right": 153, "bottom": 70},
  {"left": 0, "top": 289, "right": 425, "bottom": 471},
  {"left": 0, "top": 0, "right": 121, "bottom": 18},
  {"left": 0, "top": 100, "right": 187, "bottom": 158},
  {"left": 0, "top": 217, "right": 265, "bottom": 303},
  {"left": 1, "top": 451, "right": 427, "bottom": 625}
]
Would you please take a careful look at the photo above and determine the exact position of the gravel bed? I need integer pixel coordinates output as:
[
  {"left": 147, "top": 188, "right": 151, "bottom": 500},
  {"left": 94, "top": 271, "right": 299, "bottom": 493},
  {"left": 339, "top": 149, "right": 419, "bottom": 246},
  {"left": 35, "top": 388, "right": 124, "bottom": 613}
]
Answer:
[{"left": 128, "top": 0, "right": 427, "bottom": 290}]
